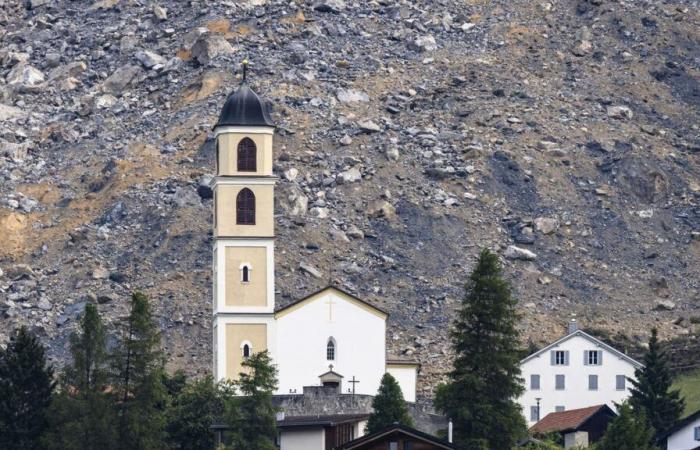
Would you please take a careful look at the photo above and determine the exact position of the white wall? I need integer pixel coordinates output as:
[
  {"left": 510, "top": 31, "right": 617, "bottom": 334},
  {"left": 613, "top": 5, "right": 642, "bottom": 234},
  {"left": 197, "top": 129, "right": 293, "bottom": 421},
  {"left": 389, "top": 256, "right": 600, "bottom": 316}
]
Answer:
[
  {"left": 519, "top": 333, "right": 639, "bottom": 426},
  {"left": 279, "top": 428, "right": 324, "bottom": 450},
  {"left": 387, "top": 365, "right": 418, "bottom": 403},
  {"left": 667, "top": 417, "right": 700, "bottom": 450},
  {"left": 275, "top": 290, "right": 386, "bottom": 396}
]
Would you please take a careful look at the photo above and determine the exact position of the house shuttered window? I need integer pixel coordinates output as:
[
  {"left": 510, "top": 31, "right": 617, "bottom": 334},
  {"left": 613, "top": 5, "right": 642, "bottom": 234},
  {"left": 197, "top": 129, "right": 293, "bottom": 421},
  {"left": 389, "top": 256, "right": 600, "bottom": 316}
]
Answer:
[
  {"left": 589, "top": 374, "right": 598, "bottom": 390},
  {"left": 585, "top": 350, "right": 603, "bottom": 365},
  {"left": 530, "top": 374, "right": 540, "bottom": 390},
  {"left": 551, "top": 350, "right": 569, "bottom": 365},
  {"left": 694, "top": 426, "right": 700, "bottom": 441},
  {"left": 555, "top": 374, "right": 565, "bottom": 390},
  {"left": 616, "top": 375, "right": 626, "bottom": 390}
]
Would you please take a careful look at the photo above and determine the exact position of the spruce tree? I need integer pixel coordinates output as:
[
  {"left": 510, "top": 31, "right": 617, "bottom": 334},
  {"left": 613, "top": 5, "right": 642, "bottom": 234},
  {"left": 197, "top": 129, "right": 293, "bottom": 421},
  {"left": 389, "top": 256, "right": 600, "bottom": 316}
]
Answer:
[
  {"left": 227, "top": 350, "right": 278, "bottom": 450},
  {"left": 0, "top": 326, "right": 55, "bottom": 450},
  {"left": 596, "top": 402, "right": 657, "bottom": 450},
  {"left": 366, "top": 372, "right": 414, "bottom": 433},
  {"left": 435, "top": 249, "right": 527, "bottom": 450},
  {"left": 111, "top": 292, "right": 167, "bottom": 450},
  {"left": 629, "top": 328, "right": 685, "bottom": 436},
  {"left": 166, "top": 376, "right": 225, "bottom": 450},
  {"left": 43, "top": 303, "right": 117, "bottom": 450}
]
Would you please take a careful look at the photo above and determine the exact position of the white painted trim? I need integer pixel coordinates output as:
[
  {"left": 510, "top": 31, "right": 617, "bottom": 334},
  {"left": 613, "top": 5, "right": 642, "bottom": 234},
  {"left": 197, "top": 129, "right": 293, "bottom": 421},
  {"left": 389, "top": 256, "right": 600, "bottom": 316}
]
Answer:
[
  {"left": 211, "top": 177, "right": 278, "bottom": 187},
  {"left": 214, "top": 126, "right": 274, "bottom": 137}
]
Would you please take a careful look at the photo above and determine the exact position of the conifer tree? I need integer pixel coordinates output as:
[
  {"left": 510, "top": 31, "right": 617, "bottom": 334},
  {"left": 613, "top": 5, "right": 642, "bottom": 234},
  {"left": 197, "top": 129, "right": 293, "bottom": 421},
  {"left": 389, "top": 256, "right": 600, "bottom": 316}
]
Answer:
[
  {"left": 227, "top": 350, "right": 278, "bottom": 450},
  {"left": 596, "top": 402, "right": 657, "bottom": 450},
  {"left": 0, "top": 326, "right": 55, "bottom": 450},
  {"left": 43, "top": 303, "right": 117, "bottom": 450},
  {"left": 435, "top": 249, "right": 527, "bottom": 450},
  {"left": 629, "top": 328, "right": 685, "bottom": 436},
  {"left": 111, "top": 292, "right": 167, "bottom": 450},
  {"left": 166, "top": 375, "right": 225, "bottom": 450},
  {"left": 366, "top": 372, "right": 414, "bottom": 433}
]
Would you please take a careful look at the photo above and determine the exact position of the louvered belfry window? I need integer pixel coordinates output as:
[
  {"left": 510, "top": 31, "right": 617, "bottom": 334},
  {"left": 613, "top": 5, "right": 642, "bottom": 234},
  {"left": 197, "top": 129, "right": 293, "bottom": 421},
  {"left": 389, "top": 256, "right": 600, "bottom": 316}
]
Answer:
[
  {"left": 237, "top": 137, "right": 257, "bottom": 172},
  {"left": 236, "top": 188, "right": 255, "bottom": 225}
]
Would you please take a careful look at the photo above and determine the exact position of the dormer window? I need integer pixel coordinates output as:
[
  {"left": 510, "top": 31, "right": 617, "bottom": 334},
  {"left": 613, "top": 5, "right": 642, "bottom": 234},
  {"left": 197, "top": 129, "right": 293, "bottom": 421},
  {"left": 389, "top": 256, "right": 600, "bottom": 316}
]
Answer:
[{"left": 237, "top": 137, "right": 257, "bottom": 172}]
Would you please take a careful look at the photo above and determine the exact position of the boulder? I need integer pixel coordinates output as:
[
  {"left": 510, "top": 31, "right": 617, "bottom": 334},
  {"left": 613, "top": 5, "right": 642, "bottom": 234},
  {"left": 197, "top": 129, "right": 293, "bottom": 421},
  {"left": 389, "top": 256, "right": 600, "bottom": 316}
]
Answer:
[
  {"left": 607, "top": 105, "right": 633, "bottom": 119},
  {"left": 408, "top": 35, "right": 437, "bottom": 52},
  {"left": 504, "top": 245, "right": 538, "bottom": 261},
  {"left": 336, "top": 88, "right": 369, "bottom": 103},
  {"left": 6, "top": 64, "right": 45, "bottom": 88},
  {"left": 191, "top": 34, "right": 235, "bottom": 65},
  {"left": 337, "top": 166, "right": 362, "bottom": 184},
  {"left": 134, "top": 50, "right": 166, "bottom": 69},
  {"left": 299, "top": 262, "right": 323, "bottom": 279},
  {"left": 534, "top": 217, "right": 559, "bottom": 235},
  {"left": 102, "top": 65, "right": 141, "bottom": 95}
]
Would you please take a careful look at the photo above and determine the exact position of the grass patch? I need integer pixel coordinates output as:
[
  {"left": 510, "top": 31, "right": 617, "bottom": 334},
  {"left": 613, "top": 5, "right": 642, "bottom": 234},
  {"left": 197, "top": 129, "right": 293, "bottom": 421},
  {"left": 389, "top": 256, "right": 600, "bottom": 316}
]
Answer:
[{"left": 673, "top": 369, "right": 700, "bottom": 417}]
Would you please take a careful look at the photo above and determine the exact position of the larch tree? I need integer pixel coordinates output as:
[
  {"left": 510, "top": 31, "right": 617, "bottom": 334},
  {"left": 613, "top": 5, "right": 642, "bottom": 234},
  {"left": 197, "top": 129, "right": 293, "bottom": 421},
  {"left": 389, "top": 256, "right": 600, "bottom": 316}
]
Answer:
[
  {"left": 111, "top": 292, "right": 167, "bottom": 450},
  {"left": 0, "top": 326, "right": 55, "bottom": 450},
  {"left": 366, "top": 372, "right": 414, "bottom": 433},
  {"left": 43, "top": 303, "right": 117, "bottom": 450},
  {"left": 596, "top": 401, "right": 657, "bottom": 450},
  {"left": 629, "top": 328, "right": 685, "bottom": 436},
  {"left": 435, "top": 249, "right": 527, "bottom": 450}
]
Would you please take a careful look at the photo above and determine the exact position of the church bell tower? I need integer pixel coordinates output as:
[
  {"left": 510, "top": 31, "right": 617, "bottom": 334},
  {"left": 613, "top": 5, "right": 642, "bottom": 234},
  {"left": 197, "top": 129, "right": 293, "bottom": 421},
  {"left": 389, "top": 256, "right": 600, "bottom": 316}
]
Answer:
[{"left": 212, "top": 61, "right": 276, "bottom": 381}]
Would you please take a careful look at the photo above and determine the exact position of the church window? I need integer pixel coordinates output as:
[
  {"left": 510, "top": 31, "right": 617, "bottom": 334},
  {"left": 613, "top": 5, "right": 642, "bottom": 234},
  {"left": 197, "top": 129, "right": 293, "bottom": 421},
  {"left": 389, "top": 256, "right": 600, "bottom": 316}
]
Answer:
[
  {"left": 242, "top": 344, "right": 251, "bottom": 359},
  {"left": 326, "top": 339, "right": 335, "bottom": 361},
  {"left": 237, "top": 137, "right": 257, "bottom": 172},
  {"left": 236, "top": 188, "right": 255, "bottom": 225},
  {"left": 241, "top": 264, "right": 251, "bottom": 283}
]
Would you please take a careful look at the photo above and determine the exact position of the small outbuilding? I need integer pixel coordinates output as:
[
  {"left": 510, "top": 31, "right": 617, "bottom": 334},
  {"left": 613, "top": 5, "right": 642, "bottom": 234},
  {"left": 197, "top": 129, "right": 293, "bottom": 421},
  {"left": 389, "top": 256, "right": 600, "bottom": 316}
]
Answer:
[
  {"left": 339, "top": 423, "right": 460, "bottom": 450},
  {"left": 657, "top": 409, "right": 700, "bottom": 450},
  {"left": 530, "top": 404, "right": 616, "bottom": 449}
]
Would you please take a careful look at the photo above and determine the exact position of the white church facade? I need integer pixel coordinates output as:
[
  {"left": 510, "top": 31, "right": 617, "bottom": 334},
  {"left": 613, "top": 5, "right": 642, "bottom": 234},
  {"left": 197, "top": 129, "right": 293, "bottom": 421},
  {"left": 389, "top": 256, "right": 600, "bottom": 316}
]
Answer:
[
  {"left": 518, "top": 321, "right": 642, "bottom": 426},
  {"left": 210, "top": 75, "right": 418, "bottom": 402}
]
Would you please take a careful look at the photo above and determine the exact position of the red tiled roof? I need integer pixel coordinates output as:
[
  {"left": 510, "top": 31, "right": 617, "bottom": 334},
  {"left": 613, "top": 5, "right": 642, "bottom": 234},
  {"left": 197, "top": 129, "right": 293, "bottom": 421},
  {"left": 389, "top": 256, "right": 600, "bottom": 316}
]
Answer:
[{"left": 530, "top": 405, "right": 611, "bottom": 434}]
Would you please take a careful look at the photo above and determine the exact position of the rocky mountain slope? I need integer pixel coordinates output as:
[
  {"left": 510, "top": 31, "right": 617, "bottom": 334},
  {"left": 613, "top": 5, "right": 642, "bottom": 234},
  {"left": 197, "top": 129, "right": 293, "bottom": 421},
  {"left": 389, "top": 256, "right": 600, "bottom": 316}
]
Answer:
[{"left": 1, "top": 0, "right": 699, "bottom": 401}]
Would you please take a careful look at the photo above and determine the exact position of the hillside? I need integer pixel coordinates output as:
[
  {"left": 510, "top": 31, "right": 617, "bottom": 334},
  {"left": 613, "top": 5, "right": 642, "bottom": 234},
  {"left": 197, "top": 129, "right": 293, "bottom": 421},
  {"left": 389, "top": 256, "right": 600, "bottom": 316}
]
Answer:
[{"left": 1, "top": 0, "right": 699, "bottom": 401}]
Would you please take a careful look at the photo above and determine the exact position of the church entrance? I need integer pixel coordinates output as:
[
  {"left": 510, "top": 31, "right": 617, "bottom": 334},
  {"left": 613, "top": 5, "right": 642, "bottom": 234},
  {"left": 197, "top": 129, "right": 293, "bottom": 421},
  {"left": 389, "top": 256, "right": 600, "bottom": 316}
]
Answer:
[{"left": 318, "top": 365, "right": 344, "bottom": 393}]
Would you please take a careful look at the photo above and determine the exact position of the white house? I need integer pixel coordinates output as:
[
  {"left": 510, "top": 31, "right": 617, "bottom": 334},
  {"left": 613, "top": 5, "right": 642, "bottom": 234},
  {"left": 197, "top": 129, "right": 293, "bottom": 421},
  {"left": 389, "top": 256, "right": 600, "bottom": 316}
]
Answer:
[
  {"left": 518, "top": 321, "right": 643, "bottom": 426},
  {"left": 659, "top": 410, "right": 700, "bottom": 450},
  {"left": 277, "top": 413, "right": 368, "bottom": 450},
  {"left": 210, "top": 76, "right": 419, "bottom": 403}
]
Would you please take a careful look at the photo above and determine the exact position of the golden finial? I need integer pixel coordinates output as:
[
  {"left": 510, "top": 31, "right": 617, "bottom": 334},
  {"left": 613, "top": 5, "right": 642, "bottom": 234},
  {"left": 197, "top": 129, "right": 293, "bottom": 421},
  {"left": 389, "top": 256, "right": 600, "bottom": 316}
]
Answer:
[{"left": 242, "top": 59, "right": 249, "bottom": 82}]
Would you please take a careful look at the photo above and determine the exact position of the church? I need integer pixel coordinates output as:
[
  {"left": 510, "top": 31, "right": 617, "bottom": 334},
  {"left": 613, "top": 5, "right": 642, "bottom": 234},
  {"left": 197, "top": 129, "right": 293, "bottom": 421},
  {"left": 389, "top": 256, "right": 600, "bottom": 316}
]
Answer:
[{"left": 210, "top": 67, "right": 419, "bottom": 403}]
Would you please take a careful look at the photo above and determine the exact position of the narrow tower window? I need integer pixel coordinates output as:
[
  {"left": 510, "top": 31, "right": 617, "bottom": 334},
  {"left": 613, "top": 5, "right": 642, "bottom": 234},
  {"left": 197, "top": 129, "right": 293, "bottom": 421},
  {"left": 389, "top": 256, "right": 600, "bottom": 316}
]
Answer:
[
  {"left": 327, "top": 338, "right": 336, "bottom": 361},
  {"left": 236, "top": 188, "right": 255, "bottom": 225},
  {"left": 241, "top": 266, "right": 250, "bottom": 283},
  {"left": 242, "top": 344, "right": 250, "bottom": 359},
  {"left": 237, "top": 137, "right": 257, "bottom": 172}
]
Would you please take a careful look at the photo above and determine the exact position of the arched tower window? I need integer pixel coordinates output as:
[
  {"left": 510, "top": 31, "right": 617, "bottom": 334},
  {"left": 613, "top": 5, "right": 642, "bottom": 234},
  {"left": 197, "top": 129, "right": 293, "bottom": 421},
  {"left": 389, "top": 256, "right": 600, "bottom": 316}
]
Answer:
[
  {"left": 237, "top": 137, "right": 257, "bottom": 172},
  {"left": 326, "top": 338, "right": 336, "bottom": 361},
  {"left": 236, "top": 188, "right": 255, "bottom": 225},
  {"left": 241, "top": 264, "right": 251, "bottom": 283},
  {"left": 242, "top": 341, "right": 252, "bottom": 359}
]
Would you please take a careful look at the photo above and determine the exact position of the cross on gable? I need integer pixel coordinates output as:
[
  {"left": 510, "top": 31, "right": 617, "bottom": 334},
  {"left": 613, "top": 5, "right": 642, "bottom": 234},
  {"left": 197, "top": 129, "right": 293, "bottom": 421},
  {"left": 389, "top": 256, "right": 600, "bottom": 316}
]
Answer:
[{"left": 324, "top": 297, "right": 337, "bottom": 322}]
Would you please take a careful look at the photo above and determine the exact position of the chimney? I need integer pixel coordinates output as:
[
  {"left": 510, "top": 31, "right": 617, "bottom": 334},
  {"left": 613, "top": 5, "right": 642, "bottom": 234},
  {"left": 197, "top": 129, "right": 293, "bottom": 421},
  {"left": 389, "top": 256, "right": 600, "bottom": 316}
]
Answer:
[
  {"left": 448, "top": 420, "right": 453, "bottom": 443},
  {"left": 567, "top": 318, "right": 579, "bottom": 334}
]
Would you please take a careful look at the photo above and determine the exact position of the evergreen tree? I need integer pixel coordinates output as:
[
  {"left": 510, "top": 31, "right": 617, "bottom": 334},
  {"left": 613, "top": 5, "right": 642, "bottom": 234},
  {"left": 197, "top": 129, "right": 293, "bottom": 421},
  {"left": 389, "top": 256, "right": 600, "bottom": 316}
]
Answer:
[
  {"left": 166, "top": 376, "right": 225, "bottom": 450},
  {"left": 629, "top": 328, "right": 685, "bottom": 436},
  {"left": 596, "top": 402, "right": 657, "bottom": 450},
  {"left": 111, "top": 292, "right": 167, "bottom": 450},
  {"left": 0, "top": 326, "right": 55, "bottom": 450},
  {"left": 226, "top": 351, "right": 278, "bottom": 450},
  {"left": 435, "top": 249, "right": 527, "bottom": 450},
  {"left": 366, "top": 373, "right": 414, "bottom": 433},
  {"left": 43, "top": 303, "right": 117, "bottom": 450}
]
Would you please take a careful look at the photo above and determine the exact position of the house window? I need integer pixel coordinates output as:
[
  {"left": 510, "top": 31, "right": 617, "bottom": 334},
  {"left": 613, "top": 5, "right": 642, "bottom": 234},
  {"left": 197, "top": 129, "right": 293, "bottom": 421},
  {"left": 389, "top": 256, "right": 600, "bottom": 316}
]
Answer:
[
  {"left": 555, "top": 406, "right": 566, "bottom": 412},
  {"left": 585, "top": 350, "right": 602, "bottom": 365},
  {"left": 556, "top": 374, "right": 565, "bottom": 390},
  {"left": 552, "top": 350, "right": 568, "bottom": 365},
  {"left": 236, "top": 188, "right": 255, "bottom": 225},
  {"left": 389, "top": 442, "right": 398, "bottom": 450},
  {"left": 530, "top": 406, "right": 539, "bottom": 422},
  {"left": 589, "top": 374, "right": 598, "bottom": 390},
  {"left": 241, "top": 264, "right": 251, "bottom": 283},
  {"left": 616, "top": 375, "right": 626, "bottom": 391},
  {"left": 242, "top": 344, "right": 251, "bottom": 359},
  {"left": 405, "top": 442, "right": 413, "bottom": 450},
  {"left": 694, "top": 426, "right": 700, "bottom": 441},
  {"left": 237, "top": 137, "right": 257, "bottom": 172},
  {"left": 326, "top": 339, "right": 335, "bottom": 361},
  {"left": 530, "top": 374, "right": 540, "bottom": 390}
]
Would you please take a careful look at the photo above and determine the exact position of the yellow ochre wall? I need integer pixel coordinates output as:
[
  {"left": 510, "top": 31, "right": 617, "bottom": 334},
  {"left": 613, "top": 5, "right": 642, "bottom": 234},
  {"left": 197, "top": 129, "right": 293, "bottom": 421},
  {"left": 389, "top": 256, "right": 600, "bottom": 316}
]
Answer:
[
  {"left": 215, "top": 184, "right": 274, "bottom": 237},
  {"left": 217, "top": 133, "right": 273, "bottom": 176},
  {"left": 226, "top": 323, "right": 267, "bottom": 380},
  {"left": 224, "top": 246, "right": 267, "bottom": 307}
]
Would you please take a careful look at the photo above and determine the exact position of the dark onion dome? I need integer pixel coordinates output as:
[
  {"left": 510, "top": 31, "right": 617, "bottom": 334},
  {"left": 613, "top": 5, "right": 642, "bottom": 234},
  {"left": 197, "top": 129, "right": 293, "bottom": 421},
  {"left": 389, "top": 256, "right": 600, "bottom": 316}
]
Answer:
[{"left": 215, "top": 83, "right": 274, "bottom": 128}]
